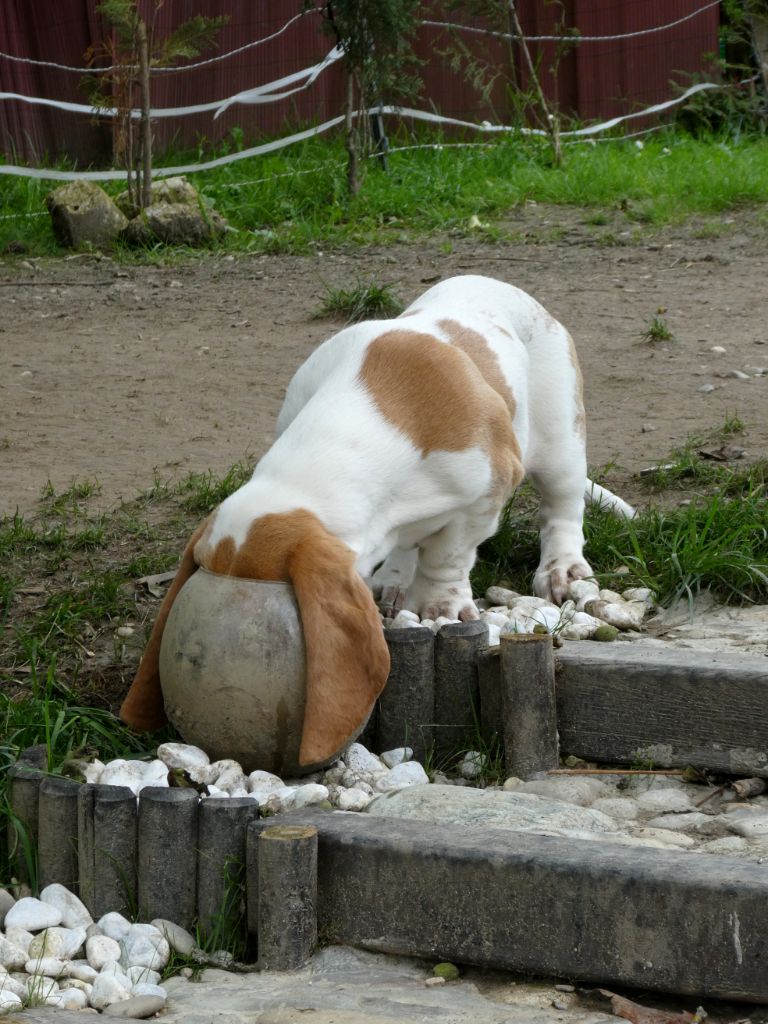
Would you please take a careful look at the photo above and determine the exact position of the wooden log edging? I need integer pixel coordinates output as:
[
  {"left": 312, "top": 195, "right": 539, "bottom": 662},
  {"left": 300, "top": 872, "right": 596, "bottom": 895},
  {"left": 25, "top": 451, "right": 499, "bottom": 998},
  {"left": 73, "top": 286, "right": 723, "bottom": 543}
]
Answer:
[{"left": 7, "top": 635, "right": 768, "bottom": 1001}]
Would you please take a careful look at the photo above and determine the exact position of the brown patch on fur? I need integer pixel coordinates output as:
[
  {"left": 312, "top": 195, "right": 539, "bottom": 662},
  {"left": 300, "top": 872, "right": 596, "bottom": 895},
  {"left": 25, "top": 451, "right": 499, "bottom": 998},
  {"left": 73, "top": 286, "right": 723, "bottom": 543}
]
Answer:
[
  {"left": 566, "top": 331, "right": 587, "bottom": 440},
  {"left": 438, "top": 318, "right": 516, "bottom": 419},
  {"left": 360, "top": 328, "right": 523, "bottom": 500},
  {"left": 120, "top": 517, "right": 210, "bottom": 731},
  {"left": 127, "top": 508, "right": 390, "bottom": 766}
]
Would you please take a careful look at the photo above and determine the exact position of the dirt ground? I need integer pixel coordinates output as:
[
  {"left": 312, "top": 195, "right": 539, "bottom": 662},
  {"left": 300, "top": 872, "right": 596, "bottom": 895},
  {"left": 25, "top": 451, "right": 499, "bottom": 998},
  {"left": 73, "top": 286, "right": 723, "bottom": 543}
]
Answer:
[{"left": 2, "top": 205, "right": 767, "bottom": 518}]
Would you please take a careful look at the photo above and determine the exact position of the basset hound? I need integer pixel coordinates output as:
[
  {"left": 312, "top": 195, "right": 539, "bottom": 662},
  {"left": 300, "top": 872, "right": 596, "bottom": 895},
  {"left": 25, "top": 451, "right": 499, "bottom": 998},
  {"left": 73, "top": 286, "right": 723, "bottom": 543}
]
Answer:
[{"left": 120, "top": 274, "right": 634, "bottom": 766}]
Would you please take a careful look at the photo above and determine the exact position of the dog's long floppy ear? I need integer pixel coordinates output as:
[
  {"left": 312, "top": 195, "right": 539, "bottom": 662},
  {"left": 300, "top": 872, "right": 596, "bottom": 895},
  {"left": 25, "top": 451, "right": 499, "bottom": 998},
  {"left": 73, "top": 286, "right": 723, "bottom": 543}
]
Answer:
[
  {"left": 120, "top": 520, "right": 207, "bottom": 731},
  {"left": 287, "top": 527, "right": 390, "bottom": 767}
]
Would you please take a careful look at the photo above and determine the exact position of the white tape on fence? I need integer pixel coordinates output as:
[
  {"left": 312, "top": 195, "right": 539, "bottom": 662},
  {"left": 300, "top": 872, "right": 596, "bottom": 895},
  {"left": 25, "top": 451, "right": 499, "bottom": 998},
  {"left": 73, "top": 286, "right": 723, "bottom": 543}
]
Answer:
[
  {"left": 0, "top": 46, "right": 342, "bottom": 120},
  {"left": 0, "top": 9, "right": 316, "bottom": 75},
  {"left": 421, "top": 0, "right": 721, "bottom": 44},
  {"left": 0, "top": 80, "right": 722, "bottom": 183}
]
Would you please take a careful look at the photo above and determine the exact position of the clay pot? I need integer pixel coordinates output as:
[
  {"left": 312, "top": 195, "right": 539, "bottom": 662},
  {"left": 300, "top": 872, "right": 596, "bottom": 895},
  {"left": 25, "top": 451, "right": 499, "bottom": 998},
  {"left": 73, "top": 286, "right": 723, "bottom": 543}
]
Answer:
[{"left": 159, "top": 568, "right": 357, "bottom": 775}]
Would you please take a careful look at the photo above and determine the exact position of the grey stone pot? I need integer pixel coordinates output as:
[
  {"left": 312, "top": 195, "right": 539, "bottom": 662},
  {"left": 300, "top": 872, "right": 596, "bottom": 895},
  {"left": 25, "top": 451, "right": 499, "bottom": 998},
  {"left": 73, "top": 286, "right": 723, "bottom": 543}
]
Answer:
[{"left": 159, "top": 568, "right": 359, "bottom": 776}]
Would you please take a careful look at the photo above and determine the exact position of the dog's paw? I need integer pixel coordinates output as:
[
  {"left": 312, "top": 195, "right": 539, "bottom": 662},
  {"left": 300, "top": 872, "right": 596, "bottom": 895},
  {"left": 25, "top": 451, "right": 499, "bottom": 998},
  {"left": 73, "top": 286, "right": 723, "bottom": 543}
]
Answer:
[
  {"left": 405, "top": 578, "right": 479, "bottom": 623},
  {"left": 533, "top": 558, "right": 593, "bottom": 605}
]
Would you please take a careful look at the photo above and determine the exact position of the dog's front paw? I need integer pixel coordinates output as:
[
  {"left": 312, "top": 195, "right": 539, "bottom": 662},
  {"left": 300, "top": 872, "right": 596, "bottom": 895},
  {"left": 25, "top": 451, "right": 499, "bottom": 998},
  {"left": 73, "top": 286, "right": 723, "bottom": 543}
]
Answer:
[
  {"left": 533, "top": 558, "right": 593, "bottom": 605},
  {"left": 405, "top": 577, "right": 479, "bottom": 622}
]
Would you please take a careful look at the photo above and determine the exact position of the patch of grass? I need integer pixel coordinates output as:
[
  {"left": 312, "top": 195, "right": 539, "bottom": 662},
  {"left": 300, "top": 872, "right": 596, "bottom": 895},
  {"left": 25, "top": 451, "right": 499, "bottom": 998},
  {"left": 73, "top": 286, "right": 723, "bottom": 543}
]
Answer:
[
  {"left": 4, "top": 130, "right": 768, "bottom": 257},
  {"left": 316, "top": 279, "right": 404, "bottom": 323},
  {"left": 641, "top": 314, "right": 675, "bottom": 343}
]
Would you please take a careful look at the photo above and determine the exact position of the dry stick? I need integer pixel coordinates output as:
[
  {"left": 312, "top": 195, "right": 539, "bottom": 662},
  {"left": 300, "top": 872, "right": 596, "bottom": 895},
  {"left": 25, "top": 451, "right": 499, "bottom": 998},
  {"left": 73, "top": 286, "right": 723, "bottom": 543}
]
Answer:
[
  {"left": 507, "top": 0, "right": 561, "bottom": 166},
  {"left": 136, "top": 19, "right": 152, "bottom": 210}
]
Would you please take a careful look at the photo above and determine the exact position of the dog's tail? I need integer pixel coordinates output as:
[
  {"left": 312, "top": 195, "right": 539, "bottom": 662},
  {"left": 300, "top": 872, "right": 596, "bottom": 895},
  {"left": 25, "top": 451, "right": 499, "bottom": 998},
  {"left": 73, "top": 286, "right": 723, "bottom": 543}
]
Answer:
[{"left": 584, "top": 479, "right": 636, "bottom": 519}]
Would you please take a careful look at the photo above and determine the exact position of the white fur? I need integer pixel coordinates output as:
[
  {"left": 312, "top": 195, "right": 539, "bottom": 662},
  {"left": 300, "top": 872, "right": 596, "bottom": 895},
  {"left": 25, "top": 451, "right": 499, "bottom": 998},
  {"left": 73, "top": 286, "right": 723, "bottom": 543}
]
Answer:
[{"left": 212, "top": 275, "right": 634, "bottom": 615}]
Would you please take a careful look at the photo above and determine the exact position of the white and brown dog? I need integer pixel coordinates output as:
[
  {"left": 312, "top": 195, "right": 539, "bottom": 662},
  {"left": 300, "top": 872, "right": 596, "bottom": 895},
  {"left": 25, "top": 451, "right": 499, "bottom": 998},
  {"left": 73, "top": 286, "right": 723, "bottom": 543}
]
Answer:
[{"left": 121, "top": 275, "right": 633, "bottom": 766}]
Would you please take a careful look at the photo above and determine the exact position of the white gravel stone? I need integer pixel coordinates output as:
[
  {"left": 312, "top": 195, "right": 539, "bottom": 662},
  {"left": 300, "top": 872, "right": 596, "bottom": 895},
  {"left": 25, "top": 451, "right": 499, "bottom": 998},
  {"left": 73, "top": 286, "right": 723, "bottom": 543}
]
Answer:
[
  {"left": 288, "top": 784, "right": 330, "bottom": 809},
  {"left": 566, "top": 578, "right": 600, "bottom": 609},
  {"left": 60, "top": 977, "right": 93, "bottom": 994},
  {"left": 139, "top": 759, "right": 170, "bottom": 790},
  {"left": 102, "top": 993, "right": 167, "bottom": 1018},
  {"left": 0, "top": 990, "right": 22, "bottom": 1012},
  {"left": 247, "top": 769, "right": 285, "bottom": 793},
  {"left": 726, "top": 813, "right": 768, "bottom": 839},
  {"left": 26, "top": 975, "right": 60, "bottom": 999},
  {"left": 208, "top": 759, "right": 247, "bottom": 793},
  {"left": 515, "top": 778, "right": 609, "bottom": 806},
  {"left": 459, "top": 751, "right": 486, "bottom": 779},
  {"left": 374, "top": 762, "right": 430, "bottom": 793},
  {"left": 0, "top": 972, "right": 27, "bottom": 999},
  {"left": 0, "top": 936, "right": 28, "bottom": 971},
  {"left": 89, "top": 971, "right": 133, "bottom": 1009},
  {"left": 345, "top": 743, "right": 387, "bottom": 777},
  {"left": 48, "top": 986, "right": 89, "bottom": 1010},
  {"left": 97, "top": 912, "right": 133, "bottom": 943},
  {"left": 99, "top": 961, "right": 130, "bottom": 980},
  {"left": 485, "top": 586, "right": 519, "bottom": 605},
  {"left": 150, "top": 920, "right": 195, "bottom": 957},
  {"left": 4, "top": 896, "right": 62, "bottom": 931},
  {"left": 68, "top": 960, "right": 98, "bottom": 982},
  {"left": 24, "top": 956, "right": 69, "bottom": 977},
  {"left": 100, "top": 759, "right": 152, "bottom": 796},
  {"left": 0, "top": 891, "right": 15, "bottom": 929},
  {"left": 39, "top": 883, "right": 93, "bottom": 930},
  {"left": 86, "top": 934, "right": 122, "bottom": 969},
  {"left": 121, "top": 930, "right": 170, "bottom": 972},
  {"left": 591, "top": 797, "right": 640, "bottom": 821},
  {"left": 636, "top": 789, "right": 694, "bottom": 815},
  {"left": 380, "top": 747, "right": 413, "bottom": 768},
  {"left": 131, "top": 981, "right": 168, "bottom": 999},
  {"left": 126, "top": 965, "right": 162, "bottom": 987},
  {"left": 28, "top": 925, "right": 86, "bottom": 961},
  {"left": 432, "top": 616, "right": 460, "bottom": 631},
  {"left": 156, "top": 742, "right": 212, "bottom": 783},
  {"left": 4, "top": 928, "right": 33, "bottom": 956},
  {"left": 335, "top": 787, "right": 373, "bottom": 811},
  {"left": 645, "top": 812, "right": 724, "bottom": 835},
  {"left": 390, "top": 611, "right": 422, "bottom": 629},
  {"left": 487, "top": 623, "right": 502, "bottom": 645},
  {"left": 480, "top": 611, "right": 509, "bottom": 628}
]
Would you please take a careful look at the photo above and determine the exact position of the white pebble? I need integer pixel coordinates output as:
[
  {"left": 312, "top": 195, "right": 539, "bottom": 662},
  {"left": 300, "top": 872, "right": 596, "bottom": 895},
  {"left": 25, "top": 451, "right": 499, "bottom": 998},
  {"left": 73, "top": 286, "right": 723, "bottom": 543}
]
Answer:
[
  {"left": 5, "top": 897, "right": 62, "bottom": 932},
  {"left": 248, "top": 770, "right": 287, "bottom": 794},
  {"left": 120, "top": 930, "right": 170, "bottom": 972},
  {"left": 375, "top": 761, "right": 429, "bottom": 792},
  {"left": 24, "top": 956, "right": 69, "bottom": 977},
  {"left": 380, "top": 747, "right": 413, "bottom": 768},
  {"left": 39, "top": 884, "right": 93, "bottom": 930},
  {"left": 432, "top": 616, "right": 459, "bottom": 632},
  {"left": 480, "top": 611, "right": 509, "bottom": 628},
  {"left": 67, "top": 960, "right": 98, "bottom": 982},
  {"left": 156, "top": 742, "right": 212, "bottom": 783},
  {"left": 487, "top": 623, "right": 502, "bottom": 646},
  {"left": 100, "top": 759, "right": 151, "bottom": 796},
  {"left": 335, "top": 787, "right": 373, "bottom": 811},
  {"left": 0, "top": 991, "right": 22, "bottom": 1011},
  {"left": 485, "top": 586, "right": 519, "bottom": 605},
  {"left": 131, "top": 981, "right": 168, "bottom": 999},
  {"left": 459, "top": 751, "right": 487, "bottom": 779},
  {"left": 48, "top": 986, "right": 89, "bottom": 1010},
  {"left": 82, "top": 759, "right": 105, "bottom": 784},
  {"left": 97, "top": 912, "right": 132, "bottom": 943},
  {"left": 126, "top": 965, "right": 161, "bottom": 986},
  {"left": 5, "top": 927, "right": 33, "bottom": 955},
  {"left": 89, "top": 972, "right": 133, "bottom": 1009},
  {"left": 138, "top": 759, "right": 170, "bottom": 791},
  {"left": 86, "top": 934, "right": 122, "bottom": 970},
  {"left": 288, "top": 784, "right": 330, "bottom": 809},
  {"left": 28, "top": 926, "right": 86, "bottom": 961},
  {"left": 209, "top": 760, "right": 247, "bottom": 793},
  {"left": 584, "top": 599, "right": 645, "bottom": 631},
  {"left": 390, "top": 610, "right": 421, "bottom": 628},
  {"left": 344, "top": 743, "right": 387, "bottom": 777},
  {"left": 0, "top": 936, "right": 29, "bottom": 971}
]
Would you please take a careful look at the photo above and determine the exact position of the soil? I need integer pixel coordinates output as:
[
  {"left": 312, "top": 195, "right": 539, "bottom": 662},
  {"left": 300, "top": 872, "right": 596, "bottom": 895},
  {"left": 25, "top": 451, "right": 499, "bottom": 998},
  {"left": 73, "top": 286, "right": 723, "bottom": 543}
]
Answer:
[{"left": 2, "top": 205, "right": 767, "bottom": 519}]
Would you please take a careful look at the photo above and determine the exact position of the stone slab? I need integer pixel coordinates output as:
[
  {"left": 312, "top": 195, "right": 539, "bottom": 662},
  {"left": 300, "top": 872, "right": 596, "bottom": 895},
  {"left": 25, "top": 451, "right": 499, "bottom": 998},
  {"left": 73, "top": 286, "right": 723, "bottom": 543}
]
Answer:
[
  {"left": 267, "top": 809, "right": 768, "bottom": 1002},
  {"left": 554, "top": 644, "right": 768, "bottom": 776}
]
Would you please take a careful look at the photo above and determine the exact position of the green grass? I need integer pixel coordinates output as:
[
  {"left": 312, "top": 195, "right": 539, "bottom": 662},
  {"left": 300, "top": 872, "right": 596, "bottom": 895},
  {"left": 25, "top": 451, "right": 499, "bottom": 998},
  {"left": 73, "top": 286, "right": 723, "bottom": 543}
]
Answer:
[
  {"left": 472, "top": 473, "right": 768, "bottom": 609},
  {"left": 316, "top": 279, "right": 404, "bottom": 322},
  {"left": 3, "top": 129, "right": 768, "bottom": 257},
  {"left": 641, "top": 314, "right": 675, "bottom": 343}
]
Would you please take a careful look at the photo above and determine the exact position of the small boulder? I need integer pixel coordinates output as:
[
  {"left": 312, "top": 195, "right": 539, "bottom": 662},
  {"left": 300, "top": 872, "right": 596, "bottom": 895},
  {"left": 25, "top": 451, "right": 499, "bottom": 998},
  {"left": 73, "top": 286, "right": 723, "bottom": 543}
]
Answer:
[{"left": 46, "top": 181, "right": 128, "bottom": 249}]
